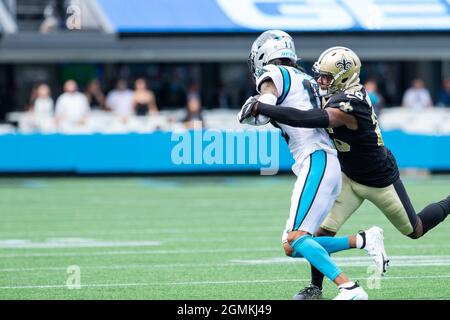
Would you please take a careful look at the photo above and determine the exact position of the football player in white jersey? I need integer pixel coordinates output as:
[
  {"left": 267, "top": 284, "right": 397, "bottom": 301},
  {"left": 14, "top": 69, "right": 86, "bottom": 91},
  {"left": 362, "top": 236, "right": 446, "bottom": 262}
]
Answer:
[
  {"left": 239, "top": 45, "right": 450, "bottom": 300},
  {"left": 239, "top": 30, "right": 388, "bottom": 300}
]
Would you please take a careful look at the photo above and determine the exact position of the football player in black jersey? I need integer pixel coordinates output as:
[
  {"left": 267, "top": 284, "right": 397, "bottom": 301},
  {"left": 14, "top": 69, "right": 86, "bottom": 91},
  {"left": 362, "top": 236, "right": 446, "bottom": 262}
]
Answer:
[{"left": 238, "top": 46, "right": 450, "bottom": 300}]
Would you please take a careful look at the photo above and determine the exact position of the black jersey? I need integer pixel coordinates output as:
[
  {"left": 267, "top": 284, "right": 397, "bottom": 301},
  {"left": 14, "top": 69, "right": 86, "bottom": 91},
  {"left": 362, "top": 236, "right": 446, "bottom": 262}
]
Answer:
[{"left": 324, "top": 87, "right": 399, "bottom": 187}]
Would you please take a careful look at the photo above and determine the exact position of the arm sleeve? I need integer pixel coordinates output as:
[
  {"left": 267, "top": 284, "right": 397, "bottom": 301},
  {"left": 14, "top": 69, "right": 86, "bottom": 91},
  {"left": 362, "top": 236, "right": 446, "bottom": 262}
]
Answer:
[{"left": 257, "top": 102, "right": 329, "bottom": 128}]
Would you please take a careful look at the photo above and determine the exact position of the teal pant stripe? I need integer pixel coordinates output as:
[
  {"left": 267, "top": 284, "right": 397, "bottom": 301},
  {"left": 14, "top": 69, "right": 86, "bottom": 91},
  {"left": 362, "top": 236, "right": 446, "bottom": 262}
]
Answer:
[
  {"left": 277, "top": 66, "right": 291, "bottom": 105},
  {"left": 291, "top": 235, "right": 342, "bottom": 281},
  {"left": 293, "top": 150, "right": 327, "bottom": 230}
]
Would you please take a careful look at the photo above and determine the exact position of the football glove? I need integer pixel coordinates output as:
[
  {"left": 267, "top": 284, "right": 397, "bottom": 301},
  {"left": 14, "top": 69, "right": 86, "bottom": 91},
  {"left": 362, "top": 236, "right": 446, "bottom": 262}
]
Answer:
[{"left": 237, "top": 96, "right": 270, "bottom": 126}]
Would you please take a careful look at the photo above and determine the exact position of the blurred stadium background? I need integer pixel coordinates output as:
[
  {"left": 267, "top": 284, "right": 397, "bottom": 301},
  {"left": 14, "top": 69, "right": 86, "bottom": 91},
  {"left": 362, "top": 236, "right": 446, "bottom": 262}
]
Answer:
[{"left": 0, "top": 0, "right": 450, "bottom": 300}]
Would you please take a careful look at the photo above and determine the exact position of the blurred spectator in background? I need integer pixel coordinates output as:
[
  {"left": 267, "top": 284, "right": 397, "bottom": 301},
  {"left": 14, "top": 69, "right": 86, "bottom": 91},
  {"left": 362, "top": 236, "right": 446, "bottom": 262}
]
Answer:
[
  {"left": 437, "top": 77, "right": 450, "bottom": 107},
  {"left": 31, "top": 83, "right": 54, "bottom": 117},
  {"left": 132, "top": 78, "right": 159, "bottom": 116},
  {"left": 218, "top": 82, "right": 230, "bottom": 109},
  {"left": 402, "top": 78, "right": 433, "bottom": 110},
  {"left": 182, "top": 83, "right": 204, "bottom": 129},
  {"left": 165, "top": 69, "right": 186, "bottom": 107},
  {"left": 106, "top": 79, "right": 134, "bottom": 122},
  {"left": 26, "top": 84, "right": 39, "bottom": 111},
  {"left": 85, "top": 79, "right": 106, "bottom": 110},
  {"left": 364, "top": 79, "right": 384, "bottom": 116},
  {"left": 21, "top": 83, "right": 54, "bottom": 132},
  {"left": 55, "top": 80, "right": 90, "bottom": 128},
  {"left": 40, "top": 1, "right": 60, "bottom": 34}
]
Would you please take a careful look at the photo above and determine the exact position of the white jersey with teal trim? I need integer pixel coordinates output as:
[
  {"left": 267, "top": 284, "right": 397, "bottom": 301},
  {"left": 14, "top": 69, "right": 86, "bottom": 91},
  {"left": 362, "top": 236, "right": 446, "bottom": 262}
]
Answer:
[{"left": 256, "top": 64, "right": 336, "bottom": 175}]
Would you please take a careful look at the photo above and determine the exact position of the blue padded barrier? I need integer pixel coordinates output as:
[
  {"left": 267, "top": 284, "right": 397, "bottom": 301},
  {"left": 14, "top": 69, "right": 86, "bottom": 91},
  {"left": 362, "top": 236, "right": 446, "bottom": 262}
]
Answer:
[{"left": 0, "top": 130, "right": 448, "bottom": 173}]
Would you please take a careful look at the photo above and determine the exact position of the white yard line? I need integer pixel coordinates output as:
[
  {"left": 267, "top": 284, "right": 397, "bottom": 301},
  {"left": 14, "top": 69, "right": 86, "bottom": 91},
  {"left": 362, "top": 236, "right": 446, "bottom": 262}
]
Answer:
[
  {"left": 0, "top": 247, "right": 280, "bottom": 258},
  {"left": 3, "top": 255, "right": 450, "bottom": 272},
  {"left": 230, "top": 255, "right": 450, "bottom": 267},
  {"left": 2, "top": 274, "right": 450, "bottom": 290},
  {"left": 0, "top": 226, "right": 280, "bottom": 238},
  {"left": 0, "top": 239, "right": 161, "bottom": 249},
  {"left": 0, "top": 263, "right": 238, "bottom": 272},
  {"left": 389, "top": 244, "right": 450, "bottom": 249}
]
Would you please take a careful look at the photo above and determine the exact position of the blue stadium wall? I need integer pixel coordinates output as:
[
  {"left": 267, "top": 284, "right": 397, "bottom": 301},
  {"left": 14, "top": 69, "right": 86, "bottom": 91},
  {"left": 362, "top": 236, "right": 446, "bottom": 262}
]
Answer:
[{"left": 0, "top": 130, "right": 449, "bottom": 174}]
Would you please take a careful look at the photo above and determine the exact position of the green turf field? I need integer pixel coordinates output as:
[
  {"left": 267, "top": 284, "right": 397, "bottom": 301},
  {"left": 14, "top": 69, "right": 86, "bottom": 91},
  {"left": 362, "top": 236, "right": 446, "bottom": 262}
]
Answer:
[{"left": 0, "top": 175, "right": 449, "bottom": 300}]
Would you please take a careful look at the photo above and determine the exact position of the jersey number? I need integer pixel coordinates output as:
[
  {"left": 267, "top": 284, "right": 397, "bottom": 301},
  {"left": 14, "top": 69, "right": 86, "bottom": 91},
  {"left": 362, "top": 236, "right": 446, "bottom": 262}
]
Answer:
[
  {"left": 345, "top": 90, "right": 364, "bottom": 101},
  {"left": 346, "top": 89, "right": 384, "bottom": 147},
  {"left": 370, "top": 106, "right": 384, "bottom": 146},
  {"left": 332, "top": 138, "right": 351, "bottom": 152},
  {"left": 327, "top": 128, "right": 351, "bottom": 152}
]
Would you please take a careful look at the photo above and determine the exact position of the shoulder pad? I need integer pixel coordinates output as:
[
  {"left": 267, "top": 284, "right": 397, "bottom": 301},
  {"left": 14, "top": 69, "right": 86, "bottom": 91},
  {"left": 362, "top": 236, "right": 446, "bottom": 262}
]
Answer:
[
  {"left": 256, "top": 64, "right": 284, "bottom": 95},
  {"left": 327, "top": 90, "right": 370, "bottom": 114},
  {"left": 326, "top": 92, "right": 354, "bottom": 113}
]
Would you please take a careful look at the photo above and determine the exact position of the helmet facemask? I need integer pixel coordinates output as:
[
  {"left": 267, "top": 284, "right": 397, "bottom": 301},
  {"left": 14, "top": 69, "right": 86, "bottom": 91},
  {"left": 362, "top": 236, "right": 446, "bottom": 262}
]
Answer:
[
  {"left": 313, "top": 62, "right": 337, "bottom": 98},
  {"left": 248, "top": 51, "right": 257, "bottom": 79}
]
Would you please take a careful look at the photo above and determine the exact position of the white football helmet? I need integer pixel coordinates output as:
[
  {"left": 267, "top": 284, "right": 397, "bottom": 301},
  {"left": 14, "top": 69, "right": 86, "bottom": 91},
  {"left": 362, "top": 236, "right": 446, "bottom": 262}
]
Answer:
[{"left": 248, "top": 30, "right": 298, "bottom": 80}]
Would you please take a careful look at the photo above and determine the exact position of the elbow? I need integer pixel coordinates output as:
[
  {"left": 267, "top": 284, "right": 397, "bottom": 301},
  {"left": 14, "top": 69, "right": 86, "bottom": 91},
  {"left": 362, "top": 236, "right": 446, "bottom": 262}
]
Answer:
[{"left": 325, "top": 111, "right": 338, "bottom": 128}]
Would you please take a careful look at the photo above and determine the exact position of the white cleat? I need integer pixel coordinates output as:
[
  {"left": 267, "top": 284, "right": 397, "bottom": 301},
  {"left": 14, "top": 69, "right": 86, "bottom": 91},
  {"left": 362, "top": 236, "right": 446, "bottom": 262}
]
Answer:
[
  {"left": 363, "top": 226, "right": 389, "bottom": 275},
  {"left": 333, "top": 282, "right": 368, "bottom": 300}
]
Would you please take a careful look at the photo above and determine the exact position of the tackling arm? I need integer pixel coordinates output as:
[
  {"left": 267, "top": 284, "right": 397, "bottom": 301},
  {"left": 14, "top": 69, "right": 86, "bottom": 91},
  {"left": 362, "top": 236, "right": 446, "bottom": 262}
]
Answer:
[{"left": 254, "top": 102, "right": 357, "bottom": 129}]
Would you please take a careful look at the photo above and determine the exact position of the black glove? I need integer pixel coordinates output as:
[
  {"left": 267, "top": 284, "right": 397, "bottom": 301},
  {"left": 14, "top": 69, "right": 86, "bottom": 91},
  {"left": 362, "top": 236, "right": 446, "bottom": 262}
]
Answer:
[{"left": 237, "top": 96, "right": 259, "bottom": 124}]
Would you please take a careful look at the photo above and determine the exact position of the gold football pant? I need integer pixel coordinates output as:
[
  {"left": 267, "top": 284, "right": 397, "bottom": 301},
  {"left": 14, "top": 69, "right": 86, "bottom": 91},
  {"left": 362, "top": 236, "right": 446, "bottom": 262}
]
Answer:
[{"left": 321, "top": 173, "right": 418, "bottom": 235}]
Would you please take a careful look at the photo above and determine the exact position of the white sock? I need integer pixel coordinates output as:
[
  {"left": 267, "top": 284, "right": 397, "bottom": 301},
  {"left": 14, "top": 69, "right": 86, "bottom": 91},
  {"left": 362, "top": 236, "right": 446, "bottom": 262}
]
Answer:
[
  {"left": 356, "top": 233, "right": 365, "bottom": 249},
  {"left": 339, "top": 281, "right": 355, "bottom": 289}
]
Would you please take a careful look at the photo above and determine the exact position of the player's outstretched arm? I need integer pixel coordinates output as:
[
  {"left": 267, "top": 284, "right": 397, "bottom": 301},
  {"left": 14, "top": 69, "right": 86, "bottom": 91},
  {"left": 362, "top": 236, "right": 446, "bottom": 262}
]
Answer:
[
  {"left": 255, "top": 102, "right": 356, "bottom": 129},
  {"left": 255, "top": 102, "right": 329, "bottom": 128}
]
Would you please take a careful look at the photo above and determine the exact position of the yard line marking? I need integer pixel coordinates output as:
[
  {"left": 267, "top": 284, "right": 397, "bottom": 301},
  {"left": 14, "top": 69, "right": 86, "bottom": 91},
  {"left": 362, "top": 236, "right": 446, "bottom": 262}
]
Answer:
[
  {"left": 3, "top": 255, "right": 450, "bottom": 272},
  {"left": 2, "top": 274, "right": 450, "bottom": 290},
  {"left": 0, "top": 247, "right": 280, "bottom": 258},
  {"left": 1, "top": 242, "right": 449, "bottom": 258},
  {"left": 0, "top": 236, "right": 277, "bottom": 246},
  {"left": 0, "top": 238, "right": 161, "bottom": 249},
  {"left": 0, "top": 226, "right": 280, "bottom": 238},
  {"left": 389, "top": 244, "right": 450, "bottom": 249},
  {"left": 0, "top": 263, "right": 238, "bottom": 272},
  {"left": 231, "top": 255, "right": 450, "bottom": 267}
]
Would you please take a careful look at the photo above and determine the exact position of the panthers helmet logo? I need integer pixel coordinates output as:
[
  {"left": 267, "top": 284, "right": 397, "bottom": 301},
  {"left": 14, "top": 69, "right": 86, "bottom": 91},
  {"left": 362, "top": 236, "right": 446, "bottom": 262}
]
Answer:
[{"left": 335, "top": 58, "right": 353, "bottom": 72}]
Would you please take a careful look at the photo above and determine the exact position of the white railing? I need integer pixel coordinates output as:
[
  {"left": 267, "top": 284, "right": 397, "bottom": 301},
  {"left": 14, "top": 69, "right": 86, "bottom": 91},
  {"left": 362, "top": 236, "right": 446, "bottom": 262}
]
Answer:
[
  {"left": 2, "top": 108, "right": 267, "bottom": 135},
  {"left": 4, "top": 107, "right": 450, "bottom": 135},
  {"left": 379, "top": 107, "right": 450, "bottom": 135}
]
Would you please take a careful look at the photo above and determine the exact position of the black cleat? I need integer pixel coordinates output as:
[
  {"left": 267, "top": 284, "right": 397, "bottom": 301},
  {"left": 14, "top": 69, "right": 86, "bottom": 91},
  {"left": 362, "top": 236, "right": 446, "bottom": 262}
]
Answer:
[{"left": 293, "top": 284, "right": 323, "bottom": 300}]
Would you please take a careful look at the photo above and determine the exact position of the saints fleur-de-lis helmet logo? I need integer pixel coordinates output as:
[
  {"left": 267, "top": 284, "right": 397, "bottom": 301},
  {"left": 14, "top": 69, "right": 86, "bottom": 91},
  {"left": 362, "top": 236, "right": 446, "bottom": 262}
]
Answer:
[
  {"left": 313, "top": 46, "right": 361, "bottom": 95},
  {"left": 335, "top": 58, "right": 353, "bottom": 72}
]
